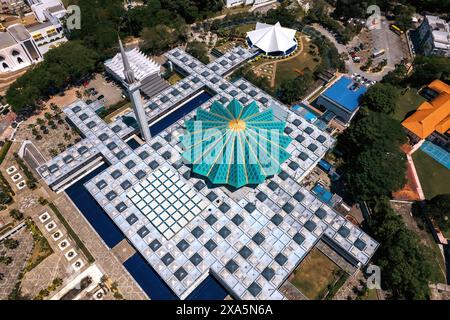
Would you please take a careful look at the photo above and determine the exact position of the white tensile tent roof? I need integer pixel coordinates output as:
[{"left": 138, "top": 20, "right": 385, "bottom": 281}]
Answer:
[
  {"left": 247, "top": 22, "right": 297, "bottom": 54},
  {"left": 104, "top": 48, "right": 160, "bottom": 83}
]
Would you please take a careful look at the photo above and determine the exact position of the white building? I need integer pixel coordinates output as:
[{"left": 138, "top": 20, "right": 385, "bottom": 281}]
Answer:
[
  {"left": 105, "top": 47, "right": 160, "bottom": 84},
  {"left": 104, "top": 45, "right": 169, "bottom": 98},
  {"left": 0, "top": 23, "right": 42, "bottom": 73},
  {"left": 27, "top": 0, "right": 66, "bottom": 23},
  {"left": 417, "top": 15, "right": 450, "bottom": 57},
  {"left": 225, "top": 0, "right": 272, "bottom": 8},
  {"left": 246, "top": 22, "right": 297, "bottom": 57},
  {"left": 26, "top": 19, "right": 66, "bottom": 55}
]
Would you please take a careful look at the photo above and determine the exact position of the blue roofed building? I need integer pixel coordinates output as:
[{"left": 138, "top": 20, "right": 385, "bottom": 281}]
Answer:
[{"left": 316, "top": 76, "right": 368, "bottom": 125}]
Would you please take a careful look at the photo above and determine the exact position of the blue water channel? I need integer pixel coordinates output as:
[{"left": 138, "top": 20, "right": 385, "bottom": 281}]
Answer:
[
  {"left": 149, "top": 91, "right": 213, "bottom": 136},
  {"left": 65, "top": 90, "right": 229, "bottom": 300}
]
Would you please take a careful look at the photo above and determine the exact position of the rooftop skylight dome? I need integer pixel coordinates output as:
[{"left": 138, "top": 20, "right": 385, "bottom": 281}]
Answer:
[
  {"left": 246, "top": 22, "right": 298, "bottom": 57},
  {"left": 180, "top": 99, "right": 292, "bottom": 189}
]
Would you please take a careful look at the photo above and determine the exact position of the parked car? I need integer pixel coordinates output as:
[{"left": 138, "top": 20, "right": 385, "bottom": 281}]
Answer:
[{"left": 97, "top": 95, "right": 105, "bottom": 101}]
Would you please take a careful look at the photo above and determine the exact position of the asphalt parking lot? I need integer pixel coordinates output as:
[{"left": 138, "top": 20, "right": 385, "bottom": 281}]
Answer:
[
  {"left": 370, "top": 17, "right": 408, "bottom": 73},
  {"left": 84, "top": 74, "right": 124, "bottom": 108}
]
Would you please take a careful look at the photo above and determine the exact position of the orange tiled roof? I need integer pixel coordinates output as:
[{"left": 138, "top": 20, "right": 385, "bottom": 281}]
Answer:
[{"left": 402, "top": 80, "right": 450, "bottom": 139}]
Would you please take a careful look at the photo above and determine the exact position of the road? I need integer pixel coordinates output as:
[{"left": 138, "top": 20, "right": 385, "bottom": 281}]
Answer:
[{"left": 311, "top": 18, "right": 408, "bottom": 81}]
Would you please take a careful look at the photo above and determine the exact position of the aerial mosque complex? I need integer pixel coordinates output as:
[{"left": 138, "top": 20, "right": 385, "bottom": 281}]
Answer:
[{"left": 37, "top": 39, "right": 378, "bottom": 300}]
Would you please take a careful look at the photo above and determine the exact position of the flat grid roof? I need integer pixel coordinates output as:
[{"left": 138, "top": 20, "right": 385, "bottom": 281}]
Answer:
[{"left": 37, "top": 46, "right": 378, "bottom": 300}]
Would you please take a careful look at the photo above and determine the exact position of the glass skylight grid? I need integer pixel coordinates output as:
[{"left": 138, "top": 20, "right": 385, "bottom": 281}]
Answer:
[{"left": 128, "top": 166, "right": 207, "bottom": 240}]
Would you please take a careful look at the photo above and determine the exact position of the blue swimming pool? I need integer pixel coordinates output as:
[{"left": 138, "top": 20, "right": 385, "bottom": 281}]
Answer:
[
  {"left": 65, "top": 162, "right": 229, "bottom": 300},
  {"left": 149, "top": 91, "right": 213, "bottom": 136}
]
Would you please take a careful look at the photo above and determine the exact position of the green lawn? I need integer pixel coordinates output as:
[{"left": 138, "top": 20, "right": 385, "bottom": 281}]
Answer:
[
  {"left": 103, "top": 102, "right": 131, "bottom": 124},
  {"left": 275, "top": 38, "right": 320, "bottom": 87},
  {"left": 234, "top": 23, "right": 255, "bottom": 34},
  {"left": 289, "top": 248, "right": 343, "bottom": 300},
  {"left": 393, "top": 88, "right": 426, "bottom": 122},
  {"left": 413, "top": 149, "right": 450, "bottom": 199}
]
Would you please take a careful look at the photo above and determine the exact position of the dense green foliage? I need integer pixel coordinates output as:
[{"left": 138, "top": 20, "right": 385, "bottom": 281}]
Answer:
[
  {"left": 370, "top": 199, "right": 433, "bottom": 300},
  {"left": 347, "top": 148, "right": 406, "bottom": 200},
  {"left": 3, "top": 239, "right": 19, "bottom": 250},
  {"left": 381, "top": 64, "right": 408, "bottom": 87},
  {"left": 362, "top": 83, "right": 400, "bottom": 114},
  {"left": 306, "top": 1, "right": 356, "bottom": 44},
  {"left": 312, "top": 36, "right": 346, "bottom": 73},
  {"left": 141, "top": 25, "right": 186, "bottom": 54},
  {"left": 6, "top": 41, "right": 99, "bottom": 112},
  {"left": 186, "top": 41, "right": 210, "bottom": 64},
  {"left": 277, "top": 72, "right": 314, "bottom": 104},
  {"left": 426, "top": 194, "right": 450, "bottom": 232},
  {"left": 409, "top": 56, "right": 450, "bottom": 87},
  {"left": 338, "top": 111, "right": 407, "bottom": 201},
  {"left": 9, "top": 209, "right": 23, "bottom": 221}
]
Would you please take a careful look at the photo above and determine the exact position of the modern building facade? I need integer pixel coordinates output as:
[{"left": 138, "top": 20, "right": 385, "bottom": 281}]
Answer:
[
  {"left": 315, "top": 76, "right": 368, "bottom": 125},
  {"left": 416, "top": 15, "right": 450, "bottom": 57}
]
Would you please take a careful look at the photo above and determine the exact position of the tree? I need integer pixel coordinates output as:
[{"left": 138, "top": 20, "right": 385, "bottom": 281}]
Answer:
[
  {"left": 362, "top": 83, "right": 400, "bottom": 114},
  {"left": 3, "top": 239, "right": 19, "bottom": 250},
  {"left": 141, "top": 25, "right": 185, "bottom": 54},
  {"left": 426, "top": 194, "right": 450, "bottom": 232},
  {"left": 277, "top": 72, "right": 313, "bottom": 104},
  {"left": 338, "top": 111, "right": 407, "bottom": 159},
  {"left": 409, "top": 55, "right": 450, "bottom": 87},
  {"left": 6, "top": 41, "right": 99, "bottom": 113},
  {"left": 334, "top": 0, "right": 377, "bottom": 19},
  {"left": 346, "top": 148, "right": 406, "bottom": 200},
  {"left": 186, "top": 41, "right": 210, "bottom": 64},
  {"left": 0, "top": 189, "right": 12, "bottom": 205},
  {"left": 382, "top": 64, "right": 408, "bottom": 87},
  {"left": 0, "top": 255, "right": 12, "bottom": 265},
  {"left": 370, "top": 200, "right": 432, "bottom": 300},
  {"left": 9, "top": 209, "right": 23, "bottom": 221},
  {"left": 393, "top": 4, "right": 415, "bottom": 31}
]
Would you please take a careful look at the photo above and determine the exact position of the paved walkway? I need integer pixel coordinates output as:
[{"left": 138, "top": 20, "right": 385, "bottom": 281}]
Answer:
[
  {"left": 51, "top": 190, "right": 147, "bottom": 300},
  {"left": 316, "top": 240, "right": 357, "bottom": 275},
  {"left": 0, "top": 227, "right": 33, "bottom": 299}
]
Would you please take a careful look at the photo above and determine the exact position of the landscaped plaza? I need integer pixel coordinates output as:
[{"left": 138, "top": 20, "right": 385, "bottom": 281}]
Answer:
[{"left": 36, "top": 45, "right": 378, "bottom": 300}]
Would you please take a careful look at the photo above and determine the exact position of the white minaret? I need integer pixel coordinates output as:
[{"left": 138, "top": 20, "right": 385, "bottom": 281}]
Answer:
[{"left": 119, "top": 37, "right": 152, "bottom": 143}]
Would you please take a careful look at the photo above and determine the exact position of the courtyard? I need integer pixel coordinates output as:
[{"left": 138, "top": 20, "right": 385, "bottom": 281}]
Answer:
[{"left": 288, "top": 247, "right": 346, "bottom": 300}]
